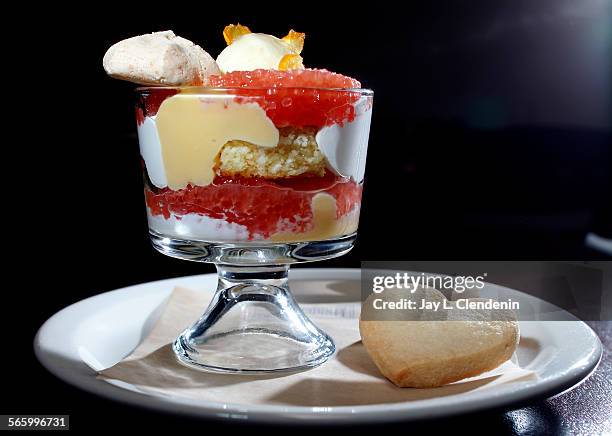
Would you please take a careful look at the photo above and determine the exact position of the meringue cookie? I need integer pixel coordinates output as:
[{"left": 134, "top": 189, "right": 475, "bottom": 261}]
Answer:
[{"left": 103, "top": 31, "right": 220, "bottom": 86}]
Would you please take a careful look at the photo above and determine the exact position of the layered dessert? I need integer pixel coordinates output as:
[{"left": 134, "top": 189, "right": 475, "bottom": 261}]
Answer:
[{"left": 104, "top": 25, "right": 372, "bottom": 243}]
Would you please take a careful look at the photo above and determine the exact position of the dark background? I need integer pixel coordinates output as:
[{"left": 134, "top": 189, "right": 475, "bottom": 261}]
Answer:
[{"left": 6, "top": 0, "right": 612, "bottom": 433}]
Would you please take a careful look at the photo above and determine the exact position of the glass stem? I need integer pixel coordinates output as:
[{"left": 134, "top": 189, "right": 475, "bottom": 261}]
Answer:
[
  {"left": 173, "top": 264, "right": 335, "bottom": 372},
  {"left": 217, "top": 264, "right": 290, "bottom": 294}
]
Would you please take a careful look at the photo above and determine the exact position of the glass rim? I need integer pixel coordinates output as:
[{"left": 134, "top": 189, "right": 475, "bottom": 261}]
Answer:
[{"left": 135, "top": 86, "right": 373, "bottom": 95}]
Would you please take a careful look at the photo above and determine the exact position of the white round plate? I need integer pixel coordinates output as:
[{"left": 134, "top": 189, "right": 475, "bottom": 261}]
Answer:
[{"left": 34, "top": 268, "right": 602, "bottom": 424}]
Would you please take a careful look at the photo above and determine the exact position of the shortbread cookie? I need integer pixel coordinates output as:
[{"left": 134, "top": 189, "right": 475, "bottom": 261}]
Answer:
[
  {"left": 103, "top": 31, "right": 220, "bottom": 86},
  {"left": 359, "top": 287, "right": 519, "bottom": 388}
]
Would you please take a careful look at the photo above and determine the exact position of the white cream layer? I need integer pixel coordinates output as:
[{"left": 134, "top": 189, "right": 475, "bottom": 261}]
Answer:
[
  {"left": 315, "top": 98, "right": 372, "bottom": 182},
  {"left": 147, "top": 209, "right": 251, "bottom": 241},
  {"left": 137, "top": 116, "right": 167, "bottom": 188}
]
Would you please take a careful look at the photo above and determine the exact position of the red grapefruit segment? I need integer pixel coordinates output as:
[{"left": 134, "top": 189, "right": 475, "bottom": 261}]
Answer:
[{"left": 208, "top": 69, "right": 361, "bottom": 127}]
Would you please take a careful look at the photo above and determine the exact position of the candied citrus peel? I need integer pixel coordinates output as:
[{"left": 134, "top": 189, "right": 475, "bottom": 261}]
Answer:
[
  {"left": 279, "top": 30, "right": 305, "bottom": 69},
  {"left": 223, "top": 23, "right": 252, "bottom": 45},
  {"left": 278, "top": 53, "right": 304, "bottom": 70},
  {"left": 282, "top": 30, "right": 305, "bottom": 54}
]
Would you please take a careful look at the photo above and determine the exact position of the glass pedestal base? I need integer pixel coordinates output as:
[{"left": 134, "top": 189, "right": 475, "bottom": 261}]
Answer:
[{"left": 173, "top": 265, "right": 335, "bottom": 373}]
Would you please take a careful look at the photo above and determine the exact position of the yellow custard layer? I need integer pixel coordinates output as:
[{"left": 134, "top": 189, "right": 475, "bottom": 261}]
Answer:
[
  {"left": 155, "top": 94, "right": 279, "bottom": 190},
  {"left": 270, "top": 193, "right": 359, "bottom": 242}
]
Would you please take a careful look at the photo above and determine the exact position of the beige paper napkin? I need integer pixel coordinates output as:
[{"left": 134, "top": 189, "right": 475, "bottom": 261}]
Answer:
[{"left": 99, "top": 286, "right": 535, "bottom": 407}]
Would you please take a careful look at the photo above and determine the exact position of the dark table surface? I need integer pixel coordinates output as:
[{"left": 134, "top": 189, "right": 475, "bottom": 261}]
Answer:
[{"left": 10, "top": 1, "right": 611, "bottom": 433}]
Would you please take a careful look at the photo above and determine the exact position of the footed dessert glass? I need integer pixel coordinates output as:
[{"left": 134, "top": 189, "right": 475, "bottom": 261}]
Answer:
[{"left": 135, "top": 86, "right": 372, "bottom": 372}]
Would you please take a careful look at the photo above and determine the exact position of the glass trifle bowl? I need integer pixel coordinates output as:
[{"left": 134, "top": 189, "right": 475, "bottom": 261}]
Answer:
[{"left": 135, "top": 84, "right": 373, "bottom": 372}]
